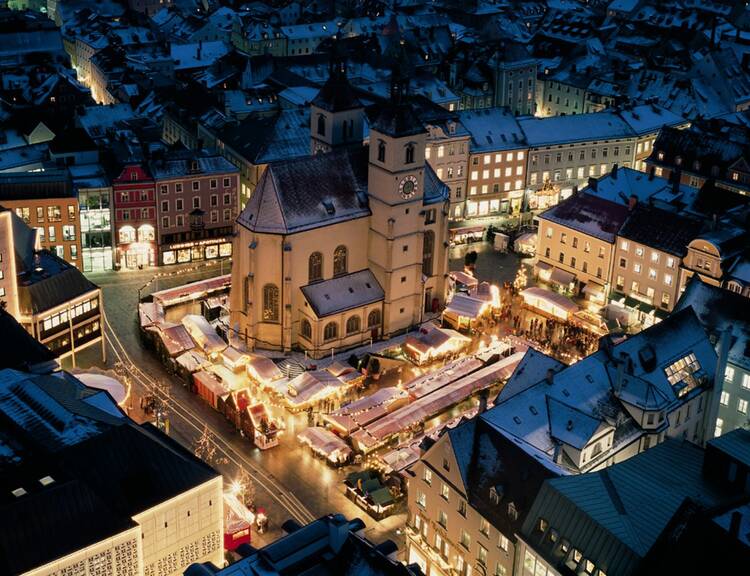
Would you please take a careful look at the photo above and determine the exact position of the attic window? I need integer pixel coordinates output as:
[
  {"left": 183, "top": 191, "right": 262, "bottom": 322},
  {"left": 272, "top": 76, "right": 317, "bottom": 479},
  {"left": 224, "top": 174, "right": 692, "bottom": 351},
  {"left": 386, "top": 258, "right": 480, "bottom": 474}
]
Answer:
[
  {"left": 39, "top": 476, "right": 55, "bottom": 486},
  {"left": 513, "top": 416, "right": 521, "bottom": 424},
  {"left": 12, "top": 488, "right": 26, "bottom": 497},
  {"left": 529, "top": 406, "right": 538, "bottom": 415}
]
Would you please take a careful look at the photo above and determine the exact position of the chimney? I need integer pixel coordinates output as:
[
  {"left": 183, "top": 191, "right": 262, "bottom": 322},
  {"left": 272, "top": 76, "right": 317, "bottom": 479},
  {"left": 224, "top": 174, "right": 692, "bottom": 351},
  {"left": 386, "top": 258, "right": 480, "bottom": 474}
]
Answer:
[
  {"left": 588, "top": 176, "right": 598, "bottom": 191},
  {"left": 328, "top": 514, "right": 349, "bottom": 553},
  {"left": 648, "top": 166, "right": 655, "bottom": 181},
  {"left": 611, "top": 163, "right": 619, "bottom": 179},
  {"left": 566, "top": 419, "right": 573, "bottom": 431},
  {"left": 546, "top": 368, "right": 555, "bottom": 385},
  {"left": 672, "top": 171, "right": 680, "bottom": 194},
  {"left": 705, "top": 326, "right": 732, "bottom": 444},
  {"left": 730, "top": 511, "right": 742, "bottom": 537},
  {"left": 615, "top": 352, "right": 628, "bottom": 393},
  {"left": 628, "top": 194, "right": 638, "bottom": 211},
  {"left": 197, "top": 40, "right": 202, "bottom": 60}
]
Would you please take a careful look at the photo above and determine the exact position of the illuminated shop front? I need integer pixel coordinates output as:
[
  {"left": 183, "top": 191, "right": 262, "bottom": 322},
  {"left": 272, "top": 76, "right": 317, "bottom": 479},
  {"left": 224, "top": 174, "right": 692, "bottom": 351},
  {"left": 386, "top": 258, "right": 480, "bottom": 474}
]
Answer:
[
  {"left": 117, "top": 224, "right": 156, "bottom": 269},
  {"left": 161, "top": 237, "right": 232, "bottom": 266}
]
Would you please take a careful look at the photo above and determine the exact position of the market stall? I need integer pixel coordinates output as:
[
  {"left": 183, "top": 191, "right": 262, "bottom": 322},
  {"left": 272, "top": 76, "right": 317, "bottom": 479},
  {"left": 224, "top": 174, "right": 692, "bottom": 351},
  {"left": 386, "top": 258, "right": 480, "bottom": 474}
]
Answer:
[
  {"left": 297, "top": 427, "right": 352, "bottom": 465},
  {"left": 246, "top": 354, "right": 284, "bottom": 387},
  {"left": 404, "top": 327, "right": 472, "bottom": 365},
  {"left": 450, "top": 225, "right": 485, "bottom": 244},
  {"left": 223, "top": 492, "right": 253, "bottom": 551},
  {"left": 222, "top": 347, "right": 251, "bottom": 373},
  {"left": 193, "top": 370, "right": 231, "bottom": 410},
  {"left": 520, "top": 287, "right": 579, "bottom": 321},
  {"left": 152, "top": 323, "right": 195, "bottom": 358},
  {"left": 449, "top": 271, "right": 479, "bottom": 295},
  {"left": 181, "top": 314, "right": 227, "bottom": 357},
  {"left": 242, "top": 402, "right": 281, "bottom": 449},
  {"left": 323, "top": 387, "right": 409, "bottom": 436},
  {"left": 175, "top": 349, "right": 212, "bottom": 374},
  {"left": 513, "top": 231, "right": 537, "bottom": 255},
  {"left": 442, "top": 293, "right": 491, "bottom": 330}
]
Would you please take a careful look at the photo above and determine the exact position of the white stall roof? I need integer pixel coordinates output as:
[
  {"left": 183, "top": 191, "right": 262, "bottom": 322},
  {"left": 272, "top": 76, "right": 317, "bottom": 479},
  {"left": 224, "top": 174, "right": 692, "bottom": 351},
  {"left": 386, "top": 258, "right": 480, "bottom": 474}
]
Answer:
[{"left": 444, "top": 293, "right": 487, "bottom": 320}]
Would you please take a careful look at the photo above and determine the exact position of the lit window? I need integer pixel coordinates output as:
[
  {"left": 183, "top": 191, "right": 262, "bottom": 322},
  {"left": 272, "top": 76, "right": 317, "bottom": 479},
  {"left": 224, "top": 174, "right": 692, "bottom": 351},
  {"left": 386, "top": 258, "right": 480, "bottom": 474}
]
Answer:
[
  {"left": 725, "top": 366, "right": 735, "bottom": 382},
  {"left": 741, "top": 399, "right": 750, "bottom": 415},
  {"left": 720, "top": 391, "right": 730, "bottom": 406},
  {"left": 440, "top": 483, "right": 450, "bottom": 500},
  {"left": 423, "top": 468, "right": 432, "bottom": 484}
]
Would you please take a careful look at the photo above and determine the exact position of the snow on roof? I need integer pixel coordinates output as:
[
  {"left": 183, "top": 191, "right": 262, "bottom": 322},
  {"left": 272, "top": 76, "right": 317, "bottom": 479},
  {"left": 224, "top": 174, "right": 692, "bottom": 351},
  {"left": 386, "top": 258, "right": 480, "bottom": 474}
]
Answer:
[
  {"left": 171, "top": 41, "right": 230, "bottom": 70},
  {"left": 246, "top": 354, "right": 284, "bottom": 383},
  {"left": 458, "top": 108, "right": 527, "bottom": 152},
  {"left": 483, "top": 308, "right": 715, "bottom": 472},
  {"left": 301, "top": 270, "right": 384, "bottom": 318},
  {"left": 444, "top": 293, "right": 488, "bottom": 319},
  {"left": 618, "top": 104, "right": 686, "bottom": 135},
  {"left": 585, "top": 167, "right": 697, "bottom": 208},
  {"left": 181, "top": 315, "right": 227, "bottom": 355},
  {"left": 498, "top": 348, "right": 565, "bottom": 402},
  {"left": 519, "top": 110, "right": 633, "bottom": 147},
  {"left": 539, "top": 192, "right": 630, "bottom": 242}
]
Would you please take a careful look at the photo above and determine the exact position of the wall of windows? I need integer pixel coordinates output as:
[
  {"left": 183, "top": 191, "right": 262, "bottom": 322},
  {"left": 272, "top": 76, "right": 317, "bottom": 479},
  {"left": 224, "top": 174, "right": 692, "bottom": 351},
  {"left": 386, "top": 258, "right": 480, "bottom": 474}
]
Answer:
[{"left": 79, "top": 189, "right": 113, "bottom": 272}]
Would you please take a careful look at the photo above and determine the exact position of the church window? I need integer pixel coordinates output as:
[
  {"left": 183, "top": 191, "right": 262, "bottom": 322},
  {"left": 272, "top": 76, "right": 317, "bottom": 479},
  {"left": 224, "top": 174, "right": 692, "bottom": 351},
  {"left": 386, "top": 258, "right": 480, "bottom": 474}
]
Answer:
[
  {"left": 317, "top": 114, "right": 326, "bottom": 136},
  {"left": 333, "top": 245, "right": 348, "bottom": 276},
  {"left": 262, "top": 284, "right": 280, "bottom": 323},
  {"left": 405, "top": 144, "right": 415, "bottom": 164},
  {"left": 422, "top": 230, "right": 435, "bottom": 277},
  {"left": 346, "top": 316, "right": 361, "bottom": 334},
  {"left": 309, "top": 252, "right": 323, "bottom": 283},
  {"left": 323, "top": 322, "right": 338, "bottom": 341},
  {"left": 368, "top": 309, "right": 381, "bottom": 328},
  {"left": 300, "top": 319, "right": 312, "bottom": 339},
  {"left": 378, "top": 140, "right": 386, "bottom": 162}
]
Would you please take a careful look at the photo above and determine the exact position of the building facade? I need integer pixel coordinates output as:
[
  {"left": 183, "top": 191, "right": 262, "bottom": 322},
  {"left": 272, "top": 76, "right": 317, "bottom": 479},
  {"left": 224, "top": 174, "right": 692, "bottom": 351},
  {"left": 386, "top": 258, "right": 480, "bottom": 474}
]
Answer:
[
  {"left": 424, "top": 119, "right": 470, "bottom": 220},
  {"left": 71, "top": 164, "right": 114, "bottom": 272},
  {"left": 151, "top": 155, "right": 239, "bottom": 266},
  {"left": 0, "top": 171, "right": 82, "bottom": 268},
  {"left": 113, "top": 164, "right": 157, "bottom": 269}
]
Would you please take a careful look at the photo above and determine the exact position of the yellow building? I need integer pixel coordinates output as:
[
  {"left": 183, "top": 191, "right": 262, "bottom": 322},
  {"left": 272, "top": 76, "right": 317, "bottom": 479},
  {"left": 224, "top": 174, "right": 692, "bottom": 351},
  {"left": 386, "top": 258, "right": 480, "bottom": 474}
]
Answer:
[{"left": 230, "top": 67, "right": 450, "bottom": 358}]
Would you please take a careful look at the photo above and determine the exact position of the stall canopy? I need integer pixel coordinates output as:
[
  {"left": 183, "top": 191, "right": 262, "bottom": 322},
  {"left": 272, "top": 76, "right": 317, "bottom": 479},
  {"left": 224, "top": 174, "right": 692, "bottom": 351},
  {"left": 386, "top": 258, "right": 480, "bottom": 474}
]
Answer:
[
  {"left": 246, "top": 354, "right": 284, "bottom": 384},
  {"left": 176, "top": 350, "right": 212, "bottom": 373},
  {"left": 138, "top": 302, "right": 164, "bottom": 328},
  {"left": 181, "top": 314, "right": 227, "bottom": 355},
  {"left": 443, "top": 293, "right": 488, "bottom": 320},
  {"left": 297, "top": 427, "right": 352, "bottom": 463},
  {"left": 521, "top": 287, "right": 579, "bottom": 319},
  {"left": 449, "top": 271, "right": 479, "bottom": 291},
  {"left": 154, "top": 323, "right": 195, "bottom": 357},
  {"left": 405, "top": 327, "right": 472, "bottom": 361},
  {"left": 514, "top": 232, "right": 537, "bottom": 254}
]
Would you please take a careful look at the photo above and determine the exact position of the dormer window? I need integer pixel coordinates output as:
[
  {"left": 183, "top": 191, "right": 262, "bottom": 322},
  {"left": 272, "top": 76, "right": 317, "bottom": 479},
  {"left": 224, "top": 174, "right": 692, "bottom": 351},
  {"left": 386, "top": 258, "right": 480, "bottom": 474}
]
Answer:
[
  {"left": 657, "top": 151, "right": 664, "bottom": 161},
  {"left": 675, "top": 156, "right": 682, "bottom": 166},
  {"left": 377, "top": 140, "right": 386, "bottom": 162},
  {"left": 405, "top": 143, "right": 415, "bottom": 164}
]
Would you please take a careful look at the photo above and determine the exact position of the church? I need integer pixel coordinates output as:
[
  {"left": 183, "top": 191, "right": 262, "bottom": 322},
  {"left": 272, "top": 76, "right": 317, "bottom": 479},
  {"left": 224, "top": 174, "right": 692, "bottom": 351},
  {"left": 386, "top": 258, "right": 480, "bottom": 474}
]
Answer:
[{"left": 229, "top": 56, "right": 452, "bottom": 359}]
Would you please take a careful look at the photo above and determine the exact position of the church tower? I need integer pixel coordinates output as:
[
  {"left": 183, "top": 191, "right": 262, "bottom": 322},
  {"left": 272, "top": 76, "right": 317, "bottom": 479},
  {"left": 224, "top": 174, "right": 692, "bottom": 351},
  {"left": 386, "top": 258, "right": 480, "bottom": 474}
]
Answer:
[
  {"left": 310, "top": 37, "right": 364, "bottom": 154},
  {"left": 367, "top": 63, "right": 430, "bottom": 335}
]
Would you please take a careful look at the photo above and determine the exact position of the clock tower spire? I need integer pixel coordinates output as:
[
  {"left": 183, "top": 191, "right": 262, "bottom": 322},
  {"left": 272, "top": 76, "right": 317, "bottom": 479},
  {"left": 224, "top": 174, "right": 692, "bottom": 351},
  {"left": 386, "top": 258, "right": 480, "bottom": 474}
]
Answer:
[{"left": 367, "top": 58, "right": 430, "bottom": 335}]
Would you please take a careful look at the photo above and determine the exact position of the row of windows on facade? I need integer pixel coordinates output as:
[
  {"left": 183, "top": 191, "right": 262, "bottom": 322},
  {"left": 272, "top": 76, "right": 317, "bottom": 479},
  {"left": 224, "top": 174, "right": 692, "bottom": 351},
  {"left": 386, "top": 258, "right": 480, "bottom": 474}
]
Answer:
[
  {"left": 470, "top": 165, "right": 524, "bottom": 181},
  {"left": 655, "top": 152, "right": 746, "bottom": 182},
  {"left": 526, "top": 517, "right": 607, "bottom": 576},
  {"left": 299, "top": 310, "right": 381, "bottom": 342},
  {"left": 160, "top": 194, "right": 232, "bottom": 213},
  {"left": 15, "top": 205, "right": 76, "bottom": 224},
  {"left": 260, "top": 282, "right": 383, "bottom": 337},
  {"left": 529, "top": 162, "right": 630, "bottom": 185},
  {"left": 531, "top": 144, "right": 635, "bottom": 166},
  {"left": 425, "top": 142, "right": 467, "bottom": 160},
  {"left": 34, "top": 224, "right": 77, "bottom": 243},
  {"left": 614, "top": 276, "right": 673, "bottom": 308},
  {"left": 41, "top": 297, "right": 99, "bottom": 332}
]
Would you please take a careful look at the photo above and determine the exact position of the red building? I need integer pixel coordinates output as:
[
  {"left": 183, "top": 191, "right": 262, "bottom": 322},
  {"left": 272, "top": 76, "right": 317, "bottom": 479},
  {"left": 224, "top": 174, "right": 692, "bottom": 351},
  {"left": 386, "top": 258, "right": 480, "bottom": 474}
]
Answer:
[{"left": 112, "top": 164, "right": 157, "bottom": 269}]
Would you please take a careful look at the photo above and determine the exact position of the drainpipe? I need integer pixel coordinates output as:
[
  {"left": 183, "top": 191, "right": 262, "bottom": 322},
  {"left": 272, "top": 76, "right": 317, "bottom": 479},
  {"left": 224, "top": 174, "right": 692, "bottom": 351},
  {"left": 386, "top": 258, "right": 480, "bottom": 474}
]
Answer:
[{"left": 704, "top": 325, "right": 732, "bottom": 443}]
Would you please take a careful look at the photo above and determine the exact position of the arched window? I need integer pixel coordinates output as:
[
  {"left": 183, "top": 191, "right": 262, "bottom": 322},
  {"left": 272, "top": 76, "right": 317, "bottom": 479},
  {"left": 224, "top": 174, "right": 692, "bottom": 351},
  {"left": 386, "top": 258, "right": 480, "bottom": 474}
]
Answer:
[
  {"left": 405, "top": 144, "right": 415, "bottom": 164},
  {"left": 317, "top": 114, "right": 326, "bottom": 136},
  {"left": 300, "top": 319, "right": 312, "bottom": 339},
  {"left": 333, "top": 245, "right": 348, "bottom": 276},
  {"left": 323, "top": 322, "right": 338, "bottom": 341},
  {"left": 591, "top": 441, "right": 602, "bottom": 458},
  {"left": 346, "top": 315, "right": 361, "bottom": 335},
  {"left": 367, "top": 309, "right": 381, "bottom": 328},
  {"left": 422, "top": 230, "right": 435, "bottom": 277},
  {"left": 377, "top": 140, "right": 386, "bottom": 162},
  {"left": 308, "top": 251, "right": 323, "bottom": 283},
  {"left": 262, "top": 284, "right": 279, "bottom": 323}
]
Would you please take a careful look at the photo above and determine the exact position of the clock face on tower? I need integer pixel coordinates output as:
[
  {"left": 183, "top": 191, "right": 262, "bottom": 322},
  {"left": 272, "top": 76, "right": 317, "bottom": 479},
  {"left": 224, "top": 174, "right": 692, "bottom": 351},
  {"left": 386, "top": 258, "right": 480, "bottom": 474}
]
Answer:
[{"left": 399, "top": 175, "right": 418, "bottom": 199}]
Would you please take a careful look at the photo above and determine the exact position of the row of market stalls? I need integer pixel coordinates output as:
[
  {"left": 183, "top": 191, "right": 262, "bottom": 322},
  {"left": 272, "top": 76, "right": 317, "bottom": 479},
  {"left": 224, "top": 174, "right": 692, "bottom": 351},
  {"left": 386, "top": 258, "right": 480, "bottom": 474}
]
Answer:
[
  {"left": 139, "top": 301, "right": 284, "bottom": 450},
  {"left": 519, "top": 287, "right": 608, "bottom": 335},
  {"left": 443, "top": 273, "right": 503, "bottom": 331}
]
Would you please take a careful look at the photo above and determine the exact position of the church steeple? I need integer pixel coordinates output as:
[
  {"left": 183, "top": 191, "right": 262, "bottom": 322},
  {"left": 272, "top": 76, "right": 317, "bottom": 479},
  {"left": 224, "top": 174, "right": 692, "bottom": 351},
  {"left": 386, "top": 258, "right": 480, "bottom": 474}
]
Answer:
[{"left": 310, "top": 33, "right": 364, "bottom": 154}]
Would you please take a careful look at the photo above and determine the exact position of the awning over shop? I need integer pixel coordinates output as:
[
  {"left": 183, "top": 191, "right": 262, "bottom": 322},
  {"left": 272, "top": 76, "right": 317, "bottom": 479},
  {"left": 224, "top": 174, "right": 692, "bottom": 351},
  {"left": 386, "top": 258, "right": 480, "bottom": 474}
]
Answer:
[
  {"left": 582, "top": 283, "right": 605, "bottom": 297},
  {"left": 549, "top": 267, "right": 576, "bottom": 287}
]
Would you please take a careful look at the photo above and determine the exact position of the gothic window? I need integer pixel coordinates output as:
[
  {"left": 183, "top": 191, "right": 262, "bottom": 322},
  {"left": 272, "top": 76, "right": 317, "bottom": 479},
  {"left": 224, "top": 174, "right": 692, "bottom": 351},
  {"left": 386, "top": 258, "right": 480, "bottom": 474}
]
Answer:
[
  {"left": 323, "top": 322, "right": 338, "bottom": 341},
  {"left": 301, "top": 319, "right": 312, "bottom": 339},
  {"left": 422, "top": 230, "right": 435, "bottom": 277},
  {"left": 367, "top": 309, "right": 381, "bottom": 328},
  {"left": 346, "top": 315, "right": 361, "bottom": 334},
  {"left": 333, "top": 245, "right": 348, "bottom": 276},
  {"left": 309, "top": 251, "right": 323, "bottom": 283},
  {"left": 405, "top": 143, "right": 415, "bottom": 164},
  {"left": 378, "top": 140, "right": 386, "bottom": 162},
  {"left": 317, "top": 114, "right": 326, "bottom": 136},
  {"left": 262, "top": 284, "right": 279, "bottom": 323}
]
